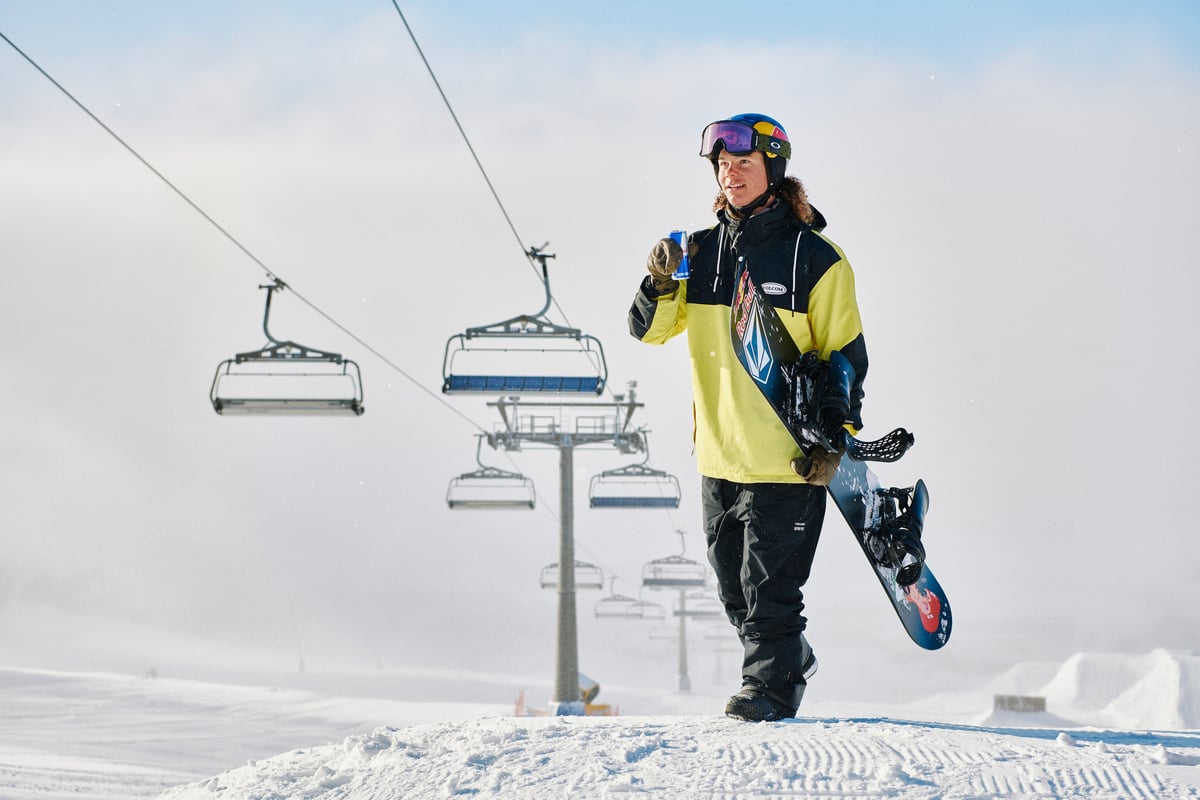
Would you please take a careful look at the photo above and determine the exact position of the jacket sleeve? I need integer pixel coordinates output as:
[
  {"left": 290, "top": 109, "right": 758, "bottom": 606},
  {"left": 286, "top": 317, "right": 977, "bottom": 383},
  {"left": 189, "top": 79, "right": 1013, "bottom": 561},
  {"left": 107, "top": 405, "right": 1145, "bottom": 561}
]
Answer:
[
  {"left": 628, "top": 276, "right": 688, "bottom": 344},
  {"left": 807, "top": 259, "right": 868, "bottom": 430}
]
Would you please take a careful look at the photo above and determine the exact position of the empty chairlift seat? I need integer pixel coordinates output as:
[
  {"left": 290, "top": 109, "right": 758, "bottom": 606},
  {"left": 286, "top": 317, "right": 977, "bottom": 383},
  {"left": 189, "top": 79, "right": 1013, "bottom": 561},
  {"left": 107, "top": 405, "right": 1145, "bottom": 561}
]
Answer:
[
  {"left": 445, "top": 466, "right": 535, "bottom": 510},
  {"left": 441, "top": 245, "right": 607, "bottom": 396},
  {"left": 540, "top": 561, "right": 605, "bottom": 591},
  {"left": 589, "top": 464, "right": 681, "bottom": 509},
  {"left": 441, "top": 323, "right": 607, "bottom": 395},
  {"left": 673, "top": 591, "right": 724, "bottom": 619},
  {"left": 446, "top": 437, "right": 536, "bottom": 509},
  {"left": 593, "top": 591, "right": 640, "bottom": 618},
  {"left": 210, "top": 347, "right": 364, "bottom": 416},
  {"left": 641, "top": 555, "right": 708, "bottom": 590},
  {"left": 210, "top": 280, "right": 364, "bottom": 417},
  {"left": 594, "top": 578, "right": 666, "bottom": 620},
  {"left": 594, "top": 594, "right": 665, "bottom": 620}
]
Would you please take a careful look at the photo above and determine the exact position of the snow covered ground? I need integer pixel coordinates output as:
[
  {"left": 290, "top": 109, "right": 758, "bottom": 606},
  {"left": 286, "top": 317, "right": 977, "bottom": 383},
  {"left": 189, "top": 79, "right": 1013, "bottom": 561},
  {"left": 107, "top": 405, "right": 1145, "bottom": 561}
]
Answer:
[
  {"left": 1, "top": 609, "right": 1198, "bottom": 799},
  {"left": 162, "top": 715, "right": 1200, "bottom": 800}
]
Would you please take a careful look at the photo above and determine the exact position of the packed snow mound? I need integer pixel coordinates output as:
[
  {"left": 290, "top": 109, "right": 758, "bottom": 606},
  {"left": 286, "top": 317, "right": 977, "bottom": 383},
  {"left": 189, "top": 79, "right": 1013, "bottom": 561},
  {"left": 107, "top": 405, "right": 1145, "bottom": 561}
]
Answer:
[
  {"left": 159, "top": 714, "right": 1200, "bottom": 800},
  {"left": 1040, "top": 649, "right": 1200, "bottom": 730}
]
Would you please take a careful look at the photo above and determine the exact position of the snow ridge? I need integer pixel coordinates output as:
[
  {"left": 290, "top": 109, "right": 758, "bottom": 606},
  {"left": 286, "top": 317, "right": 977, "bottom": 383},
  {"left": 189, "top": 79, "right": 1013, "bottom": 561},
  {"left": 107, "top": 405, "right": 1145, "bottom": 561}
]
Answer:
[
  {"left": 1041, "top": 649, "right": 1200, "bottom": 730},
  {"left": 160, "top": 715, "right": 1200, "bottom": 800}
]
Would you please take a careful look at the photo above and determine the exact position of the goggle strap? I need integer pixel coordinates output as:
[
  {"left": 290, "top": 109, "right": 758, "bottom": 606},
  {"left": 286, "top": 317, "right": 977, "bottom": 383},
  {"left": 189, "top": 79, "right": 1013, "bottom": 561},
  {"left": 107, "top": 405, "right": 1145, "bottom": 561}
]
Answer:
[{"left": 763, "top": 138, "right": 791, "bottom": 159}]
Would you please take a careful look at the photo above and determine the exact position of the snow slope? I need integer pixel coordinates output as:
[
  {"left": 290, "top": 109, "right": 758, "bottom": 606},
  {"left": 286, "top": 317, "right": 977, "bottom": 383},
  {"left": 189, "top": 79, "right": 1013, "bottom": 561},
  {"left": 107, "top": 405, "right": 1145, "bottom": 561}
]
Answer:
[
  {"left": 0, "top": 666, "right": 508, "bottom": 799},
  {"left": 2, "top": 611, "right": 1199, "bottom": 798},
  {"left": 160, "top": 715, "right": 1200, "bottom": 799},
  {"left": 2, "top": 654, "right": 1199, "bottom": 799},
  {"left": 1039, "top": 649, "right": 1200, "bottom": 731}
]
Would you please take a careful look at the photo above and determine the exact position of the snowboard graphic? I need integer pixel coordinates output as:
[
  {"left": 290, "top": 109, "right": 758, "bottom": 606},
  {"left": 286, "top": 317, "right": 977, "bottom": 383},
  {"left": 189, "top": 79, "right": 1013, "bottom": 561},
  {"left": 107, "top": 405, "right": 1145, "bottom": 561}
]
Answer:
[{"left": 730, "top": 261, "right": 951, "bottom": 650}]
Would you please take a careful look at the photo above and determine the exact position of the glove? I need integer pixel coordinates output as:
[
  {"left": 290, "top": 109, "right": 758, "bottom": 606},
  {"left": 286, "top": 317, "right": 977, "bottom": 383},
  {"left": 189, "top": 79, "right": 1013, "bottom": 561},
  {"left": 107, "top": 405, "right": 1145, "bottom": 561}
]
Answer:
[
  {"left": 646, "top": 238, "right": 682, "bottom": 293},
  {"left": 791, "top": 446, "right": 843, "bottom": 486}
]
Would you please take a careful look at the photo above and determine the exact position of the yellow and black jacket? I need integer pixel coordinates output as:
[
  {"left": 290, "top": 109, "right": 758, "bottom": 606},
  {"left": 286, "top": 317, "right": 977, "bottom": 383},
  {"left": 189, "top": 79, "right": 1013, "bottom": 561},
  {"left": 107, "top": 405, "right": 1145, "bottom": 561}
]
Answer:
[{"left": 628, "top": 198, "right": 868, "bottom": 484}]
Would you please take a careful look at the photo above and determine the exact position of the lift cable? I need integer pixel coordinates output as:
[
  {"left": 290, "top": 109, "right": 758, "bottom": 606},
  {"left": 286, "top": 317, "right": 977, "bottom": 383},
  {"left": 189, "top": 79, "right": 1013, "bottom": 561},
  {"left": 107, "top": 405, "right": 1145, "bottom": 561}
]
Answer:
[
  {"left": 0, "top": 27, "right": 486, "bottom": 435},
  {"left": 388, "top": 2, "right": 526, "bottom": 267},
  {"left": 388, "top": 2, "right": 590, "bottom": 362},
  {"left": 4, "top": 26, "right": 666, "bottom": 585}
]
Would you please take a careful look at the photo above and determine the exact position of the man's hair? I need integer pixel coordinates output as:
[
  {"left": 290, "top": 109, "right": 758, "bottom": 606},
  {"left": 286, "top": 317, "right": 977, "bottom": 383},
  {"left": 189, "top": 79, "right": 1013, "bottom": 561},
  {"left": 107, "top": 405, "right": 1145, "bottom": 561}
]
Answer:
[{"left": 713, "top": 176, "right": 815, "bottom": 225}]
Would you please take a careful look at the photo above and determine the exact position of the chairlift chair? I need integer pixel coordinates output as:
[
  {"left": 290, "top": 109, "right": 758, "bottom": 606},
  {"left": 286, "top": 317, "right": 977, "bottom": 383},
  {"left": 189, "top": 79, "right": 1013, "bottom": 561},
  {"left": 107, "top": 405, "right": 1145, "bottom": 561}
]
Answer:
[
  {"left": 445, "top": 436, "right": 536, "bottom": 510},
  {"left": 642, "top": 529, "right": 708, "bottom": 589},
  {"left": 641, "top": 555, "right": 708, "bottom": 589},
  {"left": 210, "top": 280, "right": 364, "bottom": 416},
  {"left": 673, "top": 591, "right": 724, "bottom": 619},
  {"left": 442, "top": 245, "right": 608, "bottom": 396},
  {"left": 594, "top": 579, "right": 666, "bottom": 620},
  {"left": 589, "top": 465, "right": 680, "bottom": 508},
  {"left": 588, "top": 437, "right": 681, "bottom": 509},
  {"left": 539, "top": 561, "right": 605, "bottom": 591},
  {"left": 594, "top": 592, "right": 640, "bottom": 618},
  {"left": 600, "top": 598, "right": 666, "bottom": 620}
]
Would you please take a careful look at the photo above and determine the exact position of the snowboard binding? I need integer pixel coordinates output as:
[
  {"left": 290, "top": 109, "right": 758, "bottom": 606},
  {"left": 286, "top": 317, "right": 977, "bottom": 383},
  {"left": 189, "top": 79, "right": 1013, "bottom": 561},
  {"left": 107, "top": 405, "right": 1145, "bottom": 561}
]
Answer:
[
  {"left": 784, "top": 350, "right": 914, "bottom": 463},
  {"left": 782, "top": 350, "right": 845, "bottom": 453},
  {"left": 867, "top": 480, "right": 929, "bottom": 587}
]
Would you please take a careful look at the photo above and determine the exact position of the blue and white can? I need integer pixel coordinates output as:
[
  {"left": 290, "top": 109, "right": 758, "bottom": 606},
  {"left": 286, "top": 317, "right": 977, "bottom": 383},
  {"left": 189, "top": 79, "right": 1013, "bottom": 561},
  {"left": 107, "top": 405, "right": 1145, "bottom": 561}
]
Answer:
[{"left": 669, "top": 230, "right": 689, "bottom": 279}]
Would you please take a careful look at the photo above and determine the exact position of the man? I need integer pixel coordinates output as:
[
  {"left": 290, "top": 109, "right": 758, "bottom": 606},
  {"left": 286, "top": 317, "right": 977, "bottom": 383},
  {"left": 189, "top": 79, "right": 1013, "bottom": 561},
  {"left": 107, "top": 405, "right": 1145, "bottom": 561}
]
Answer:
[{"left": 628, "top": 113, "right": 869, "bottom": 721}]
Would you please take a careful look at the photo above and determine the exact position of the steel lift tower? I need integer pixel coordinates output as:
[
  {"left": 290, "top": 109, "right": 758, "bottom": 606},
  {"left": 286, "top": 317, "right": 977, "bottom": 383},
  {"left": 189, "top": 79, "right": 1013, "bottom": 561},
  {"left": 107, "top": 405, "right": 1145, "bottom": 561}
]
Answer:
[{"left": 486, "top": 386, "right": 645, "bottom": 714}]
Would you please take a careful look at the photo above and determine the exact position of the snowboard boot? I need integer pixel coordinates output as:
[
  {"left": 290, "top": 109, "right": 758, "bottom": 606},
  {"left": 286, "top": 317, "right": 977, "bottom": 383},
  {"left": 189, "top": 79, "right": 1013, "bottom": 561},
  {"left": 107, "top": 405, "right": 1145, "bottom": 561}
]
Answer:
[
  {"left": 726, "top": 635, "right": 818, "bottom": 722},
  {"left": 724, "top": 684, "right": 795, "bottom": 722}
]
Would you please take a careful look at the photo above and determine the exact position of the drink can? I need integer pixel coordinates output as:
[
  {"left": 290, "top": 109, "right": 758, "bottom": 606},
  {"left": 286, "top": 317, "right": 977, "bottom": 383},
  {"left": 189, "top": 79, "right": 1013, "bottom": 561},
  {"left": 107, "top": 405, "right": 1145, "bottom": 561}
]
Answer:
[{"left": 669, "top": 230, "right": 689, "bottom": 279}]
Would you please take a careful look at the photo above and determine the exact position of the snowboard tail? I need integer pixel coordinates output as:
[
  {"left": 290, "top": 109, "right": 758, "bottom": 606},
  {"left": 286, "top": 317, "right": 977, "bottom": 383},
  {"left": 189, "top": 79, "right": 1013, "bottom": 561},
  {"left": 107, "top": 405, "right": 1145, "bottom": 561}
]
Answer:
[{"left": 729, "top": 262, "right": 951, "bottom": 650}]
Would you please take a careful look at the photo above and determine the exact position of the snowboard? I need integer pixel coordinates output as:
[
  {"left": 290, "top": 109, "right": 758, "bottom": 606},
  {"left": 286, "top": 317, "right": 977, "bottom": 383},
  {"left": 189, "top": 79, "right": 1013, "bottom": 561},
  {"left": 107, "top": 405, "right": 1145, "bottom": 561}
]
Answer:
[{"left": 729, "top": 261, "right": 952, "bottom": 650}]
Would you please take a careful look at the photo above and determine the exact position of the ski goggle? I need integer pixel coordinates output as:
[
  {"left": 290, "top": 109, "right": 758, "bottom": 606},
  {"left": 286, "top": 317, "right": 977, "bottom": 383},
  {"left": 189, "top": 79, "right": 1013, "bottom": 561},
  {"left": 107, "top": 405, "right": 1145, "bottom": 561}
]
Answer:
[{"left": 699, "top": 120, "right": 791, "bottom": 160}]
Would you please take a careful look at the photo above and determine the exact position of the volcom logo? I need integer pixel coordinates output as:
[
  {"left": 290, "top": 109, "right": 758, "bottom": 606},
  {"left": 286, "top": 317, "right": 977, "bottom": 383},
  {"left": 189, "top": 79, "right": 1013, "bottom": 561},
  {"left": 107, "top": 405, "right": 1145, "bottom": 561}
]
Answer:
[
  {"left": 740, "top": 301, "right": 774, "bottom": 385},
  {"left": 762, "top": 282, "right": 787, "bottom": 296}
]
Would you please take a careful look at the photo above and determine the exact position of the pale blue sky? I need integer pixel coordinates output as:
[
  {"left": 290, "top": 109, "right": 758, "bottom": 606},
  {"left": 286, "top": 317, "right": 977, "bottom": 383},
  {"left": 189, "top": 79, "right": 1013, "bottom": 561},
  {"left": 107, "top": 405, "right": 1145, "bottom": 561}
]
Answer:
[{"left": 5, "top": 1, "right": 1199, "bottom": 71}]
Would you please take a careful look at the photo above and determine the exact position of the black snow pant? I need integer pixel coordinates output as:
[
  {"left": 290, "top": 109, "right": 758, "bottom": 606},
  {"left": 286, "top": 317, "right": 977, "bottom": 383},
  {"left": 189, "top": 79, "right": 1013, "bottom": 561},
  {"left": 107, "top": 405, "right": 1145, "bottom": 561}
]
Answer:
[{"left": 701, "top": 477, "right": 825, "bottom": 710}]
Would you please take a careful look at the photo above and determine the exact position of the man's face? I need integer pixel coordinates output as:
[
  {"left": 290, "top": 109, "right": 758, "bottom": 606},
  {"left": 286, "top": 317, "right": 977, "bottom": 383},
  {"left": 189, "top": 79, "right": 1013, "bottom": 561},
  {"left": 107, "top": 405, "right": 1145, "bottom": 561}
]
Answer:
[{"left": 716, "top": 149, "right": 769, "bottom": 208}]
